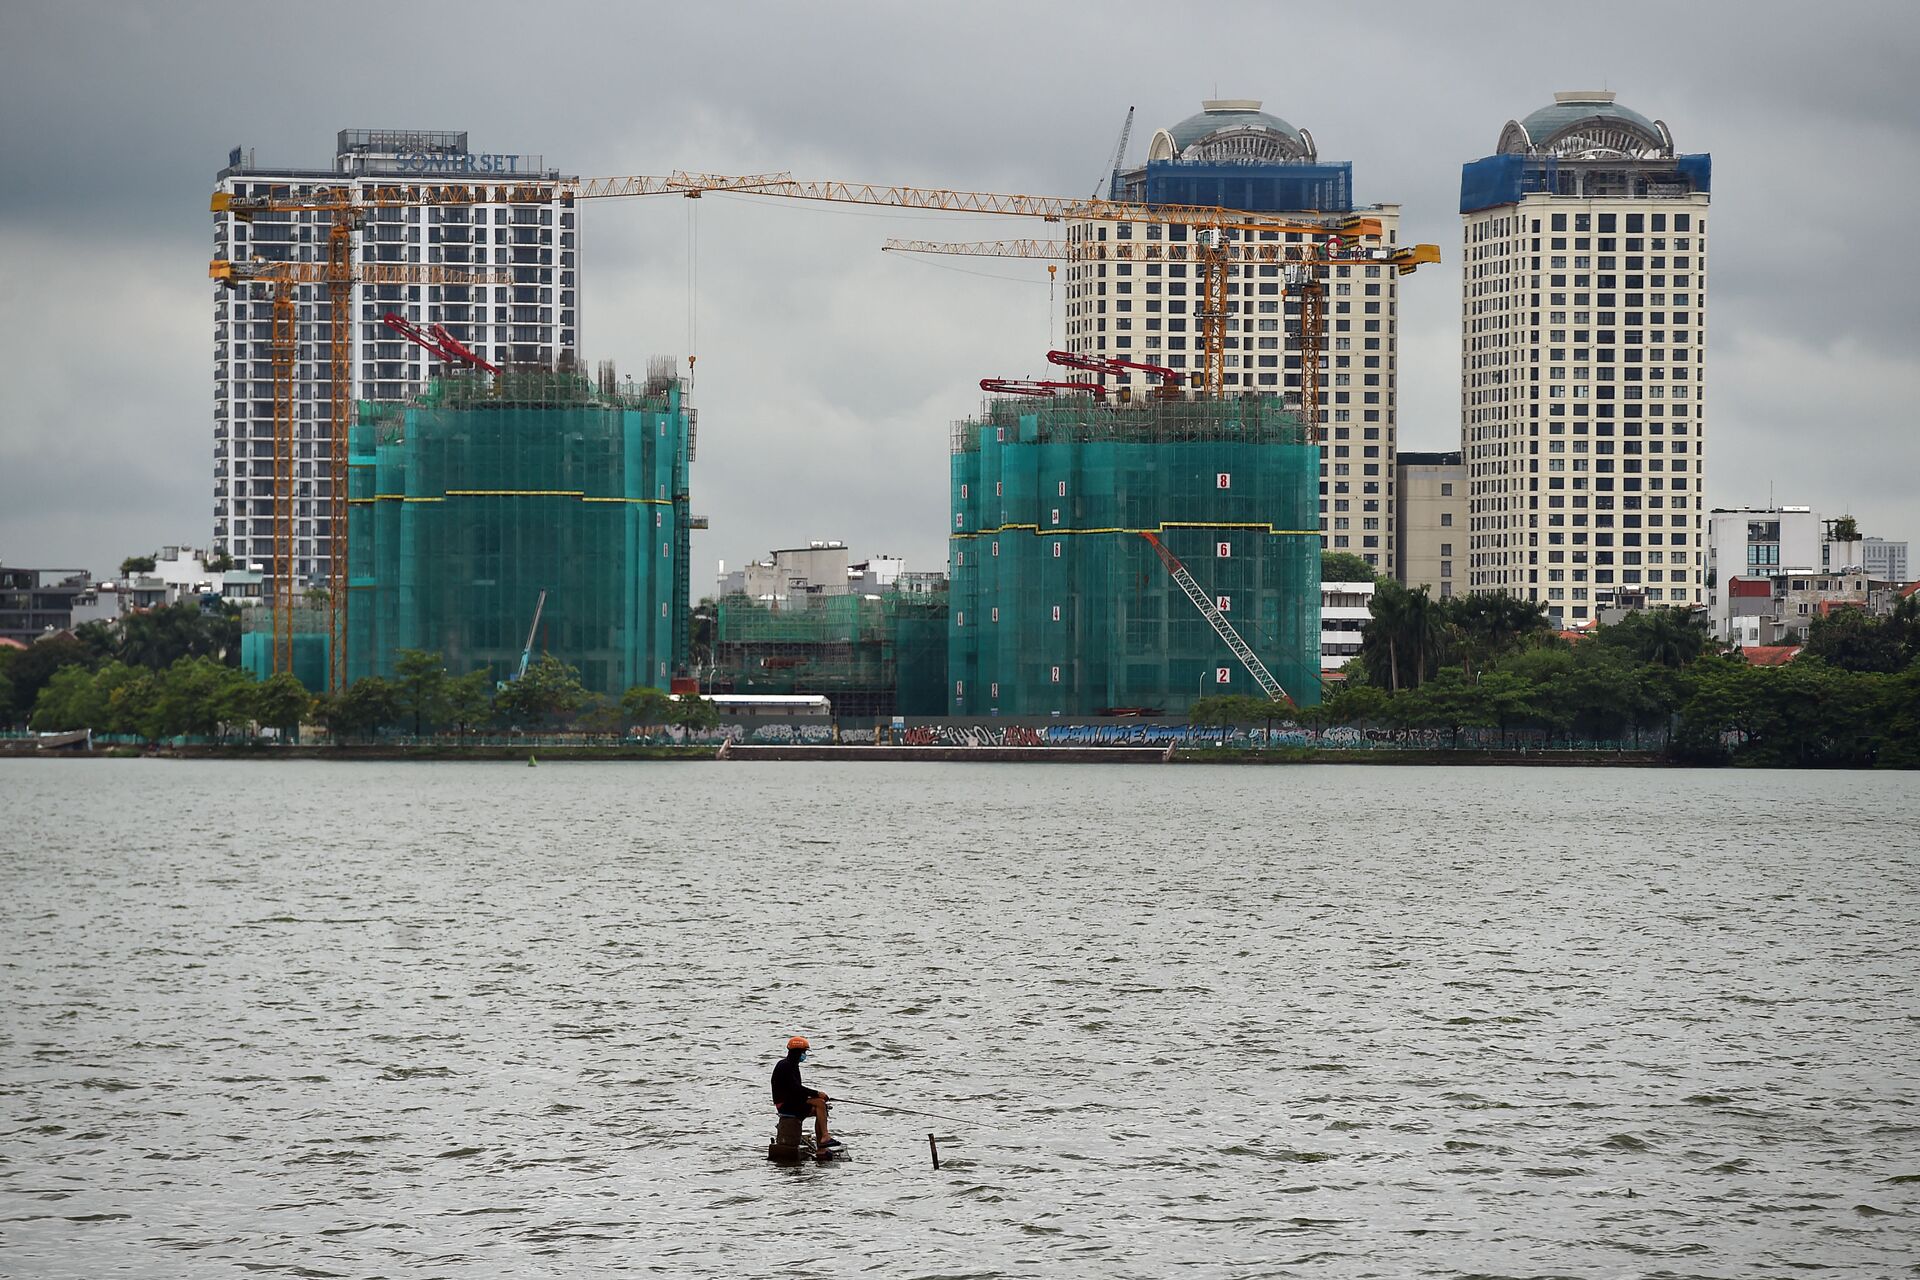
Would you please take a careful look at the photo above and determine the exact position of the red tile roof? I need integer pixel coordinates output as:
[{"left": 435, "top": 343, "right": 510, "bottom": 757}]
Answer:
[{"left": 1740, "top": 644, "right": 1802, "bottom": 667}]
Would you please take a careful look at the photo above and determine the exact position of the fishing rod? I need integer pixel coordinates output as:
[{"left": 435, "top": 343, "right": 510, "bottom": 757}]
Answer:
[{"left": 832, "top": 1098, "right": 1003, "bottom": 1129}]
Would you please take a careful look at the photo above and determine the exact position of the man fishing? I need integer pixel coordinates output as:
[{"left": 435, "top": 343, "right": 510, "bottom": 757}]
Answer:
[{"left": 771, "top": 1035, "right": 840, "bottom": 1151}]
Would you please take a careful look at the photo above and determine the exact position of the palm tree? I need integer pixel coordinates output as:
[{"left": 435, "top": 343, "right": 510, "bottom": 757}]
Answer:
[
  {"left": 1641, "top": 608, "right": 1705, "bottom": 668},
  {"left": 1443, "top": 593, "right": 1550, "bottom": 677},
  {"left": 1362, "top": 582, "right": 1446, "bottom": 692}
]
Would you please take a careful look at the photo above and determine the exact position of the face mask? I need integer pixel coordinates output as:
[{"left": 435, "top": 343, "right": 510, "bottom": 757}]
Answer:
[{"left": 799, "top": 1051, "right": 809, "bottom": 1063}]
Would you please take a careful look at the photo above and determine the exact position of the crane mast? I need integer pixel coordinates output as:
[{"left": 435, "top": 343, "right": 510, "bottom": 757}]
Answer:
[
  {"left": 1098, "top": 105, "right": 1135, "bottom": 199},
  {"left": 209, "top": 254, "right": 510, "bottom": 689}
]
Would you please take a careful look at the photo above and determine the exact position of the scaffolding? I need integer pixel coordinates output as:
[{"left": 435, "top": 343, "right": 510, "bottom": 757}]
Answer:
[
  {"left": 344, "top": 363, "right": 692, "bottom": 695},
  {"left": 713, "top": 591, "right": 949, "bottom": 719},
  {"left": 949, "top": 394, "right": 1320, "bottom": 715}
]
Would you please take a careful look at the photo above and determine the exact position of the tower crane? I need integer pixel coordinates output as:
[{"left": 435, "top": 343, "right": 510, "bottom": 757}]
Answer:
[
  {"left": 1097, "top": 105, "right": 1135, "bottom": 199},
  {"left": 208, "top": 255, "right": 510, "bottom": 685},
  {"left": 882, "top": 237, "right": 1441, "bottom": 443},
  {"left": 210, "top": 168, "right": 1372, "bottom": 688}
]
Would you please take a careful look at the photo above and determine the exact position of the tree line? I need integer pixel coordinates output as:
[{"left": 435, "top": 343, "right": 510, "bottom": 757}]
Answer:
[
  {"left": 1, "top": 608, "right": 720, "bottom": 743},
  {"left": 318, "top": 650, "right": 721, "bottom": 741},
  {"left": 9, "top": 589, "right": 1915, "bottom": 765},
  {"left": 1194, "top": 580, "right": 1920, "bottom": 768},
  {"left": 2, "top": 602, "right": 242, "bottom": 729}
]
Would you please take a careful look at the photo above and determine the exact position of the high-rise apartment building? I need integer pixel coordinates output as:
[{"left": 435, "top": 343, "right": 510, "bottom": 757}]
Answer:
[
  {"left": 1460, "top": 92, "right": 1710, "bottom": 625},
  {"left": 1067, "top": 100, "right": 1406, "bottom": 573},
  {"left": 211, "top": 130, "right": 577, "bottom": 586}
]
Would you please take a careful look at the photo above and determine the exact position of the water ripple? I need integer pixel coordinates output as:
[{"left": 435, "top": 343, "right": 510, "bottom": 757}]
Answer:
[{"left": 2, "top": 759, "right": 1917, "bottom": 1276}]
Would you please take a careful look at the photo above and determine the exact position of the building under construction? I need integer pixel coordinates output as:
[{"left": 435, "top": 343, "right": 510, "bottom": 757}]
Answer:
[
  {"left": 948, "top": 394, "right": 1320, "bottom": 715},
  {"left": 712, "top": 591, "right": 949, "bottom": 719},
  {"left": 341, "top": 362, "right": 692, "bottom": 694}
]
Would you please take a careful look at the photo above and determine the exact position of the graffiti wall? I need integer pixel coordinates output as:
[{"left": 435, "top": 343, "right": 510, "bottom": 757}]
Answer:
[
  {"left": 889, "top": 720, "right": 1639, "bottom": 751},
  {"left": 629, "top": 717, "right": 1645, "bottom": 752}
]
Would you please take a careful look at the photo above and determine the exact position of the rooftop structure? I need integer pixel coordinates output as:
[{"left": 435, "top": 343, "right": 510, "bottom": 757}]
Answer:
[
  {"left": 1114, "top": 99, "right": 1349, "bottom": 212},
  {"left": 1463, "top": 90, "right": 1711, "bottom": 213}
]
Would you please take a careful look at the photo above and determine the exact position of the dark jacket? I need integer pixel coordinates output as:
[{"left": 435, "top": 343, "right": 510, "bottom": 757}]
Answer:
[{"left": 771, "top": 1052, "right": 820, "bottom": 1112}]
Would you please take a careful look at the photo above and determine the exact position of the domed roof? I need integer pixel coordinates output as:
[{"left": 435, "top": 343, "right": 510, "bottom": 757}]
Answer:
[
  {"left": 1147, "top": 99, "right": 1316, "bottom": 164},
  {"left": 1499, "top": 91, "right": 1672, "bottom": 159}
]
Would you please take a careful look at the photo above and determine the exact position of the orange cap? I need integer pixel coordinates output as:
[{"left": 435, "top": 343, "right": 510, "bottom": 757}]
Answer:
[{"left": 787, "top": 1035, "right": 810, "bottom": 1051}]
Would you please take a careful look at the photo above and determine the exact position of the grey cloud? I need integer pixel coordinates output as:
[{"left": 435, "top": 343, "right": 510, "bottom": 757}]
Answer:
[{"left": 2, "top": 0, "right": 1917, "bottom": 580}]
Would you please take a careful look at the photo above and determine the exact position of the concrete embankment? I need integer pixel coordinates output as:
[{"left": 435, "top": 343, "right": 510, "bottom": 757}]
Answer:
[
  {"left": 5, "top": 741, "right": 1674, "bottom": 766},
  {"left": 717, "top": 744, "right": 1170, "bottom": 763}
]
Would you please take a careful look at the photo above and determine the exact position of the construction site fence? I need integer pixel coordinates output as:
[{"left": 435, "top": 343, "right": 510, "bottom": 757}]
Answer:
[
  {"left": 113, "top": 722, "right": 1665, "bottom": 752},
  {"left": 882, "top": 719, "right": 1661, "bottom": 752}
]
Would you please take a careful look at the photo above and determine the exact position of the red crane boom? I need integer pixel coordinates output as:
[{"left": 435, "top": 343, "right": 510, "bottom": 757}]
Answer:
[
  {"left": 381, "top": 312, "right": 501, "bottom": 375},
  {"left": 1045, "top": 348, "right": 1180, "bottom": 388},
  {"left": 979, "top": 377, "right": 1106, "bottom": 398}
]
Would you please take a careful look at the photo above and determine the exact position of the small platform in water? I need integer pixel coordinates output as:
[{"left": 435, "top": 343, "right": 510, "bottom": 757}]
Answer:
[
  {"left": 767, "top": 1139, "right": 850, "bottom": 1164},
  {"left": 767, "top": 1117, "right": 849, "bottom": 1163}
]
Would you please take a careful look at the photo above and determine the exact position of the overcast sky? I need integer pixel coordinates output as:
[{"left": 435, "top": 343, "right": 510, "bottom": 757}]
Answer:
[{"left": 3, "top": 0, "right": 1916, "bottom": 586}]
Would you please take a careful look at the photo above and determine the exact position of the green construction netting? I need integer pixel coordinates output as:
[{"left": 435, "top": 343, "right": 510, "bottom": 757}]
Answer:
[
  {"left": 949, "top": 395, "right": 1321, "bottom": 715},
  {"left": 714, "top": 592, "right": 950, "bottom": 719},
  {"left": 240, "top": 606, "right": 329, "bottom": 693},
  {"left": 346, "top": 369, "right": 691, "bottom": 695}
]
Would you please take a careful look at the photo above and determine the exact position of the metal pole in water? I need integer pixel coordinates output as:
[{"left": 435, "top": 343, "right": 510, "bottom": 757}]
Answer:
[{"left": 928, "top": 1133, "right": 940, "bottom": 1170}]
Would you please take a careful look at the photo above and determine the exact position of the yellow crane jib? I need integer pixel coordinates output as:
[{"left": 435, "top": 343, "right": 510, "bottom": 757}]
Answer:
[{"left": 206, "top": 166, "right": 1418, "bottom": 687}]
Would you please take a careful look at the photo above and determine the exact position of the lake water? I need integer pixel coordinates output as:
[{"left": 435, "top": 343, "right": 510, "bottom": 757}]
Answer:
[{"left": 2, "top": 759, "right": 1917, "bottom": 1277}]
